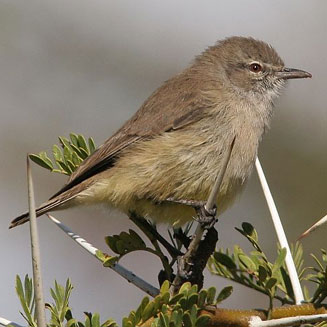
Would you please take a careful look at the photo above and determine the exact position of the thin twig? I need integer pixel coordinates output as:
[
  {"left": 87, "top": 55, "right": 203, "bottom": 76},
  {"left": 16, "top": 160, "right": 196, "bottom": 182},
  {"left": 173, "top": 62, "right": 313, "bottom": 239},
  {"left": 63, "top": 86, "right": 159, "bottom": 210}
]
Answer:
[
  {"left": 255, "top": 158, "right": 304, "bottom": 304},
  {"left": 27, "top": 157, "right": 46, "bottom": 327},
  {"left": 205, "top": 136, "right": 236, "bottom": 211},
  {"left": 250, "top": 313, "right": 327, "bottom": 327},
  {"left": 129, "top": 213, "right": 174, "bottom": 280},
  {"left": 298, "top": 214, "right": 327, "bottom": 240},
  {"left": 47, "top": 214, "right": 159, "bottom": 297},
  {"left": 129, "top": 213, "right": 182, "bottom": 258},
  {"left": 0, "top": 316, "right": 24, "bottom": 327}
]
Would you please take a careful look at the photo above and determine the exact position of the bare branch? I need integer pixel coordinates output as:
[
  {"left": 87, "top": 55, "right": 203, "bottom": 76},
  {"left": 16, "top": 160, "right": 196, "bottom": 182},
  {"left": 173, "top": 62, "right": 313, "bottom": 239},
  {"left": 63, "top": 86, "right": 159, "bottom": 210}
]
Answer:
[
  {"left": 27, "top": 157, "right": 46, "bottom": 327},
  {"left": 0, "top": 316, "right": 24, "bottom": 327},
  {"left": 298, "top": 214, "right": 327, "bottom": 240},
  {"left": 47, "top": 214, "right": 159, "bottom": 297},
  {"left": 255, "top": 158, "right": 304, "bottom": 304},
  {"left": 250, "top": 313, "right": 327, "bottom": 327},
  {"left": 205, "top": 136, "right": 236, "bottom": 211}
]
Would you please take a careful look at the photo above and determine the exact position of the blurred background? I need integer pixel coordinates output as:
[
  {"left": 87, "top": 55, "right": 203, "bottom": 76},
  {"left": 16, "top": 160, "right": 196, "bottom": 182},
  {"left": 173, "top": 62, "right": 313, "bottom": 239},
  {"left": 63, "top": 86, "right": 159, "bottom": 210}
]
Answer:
[{"left": 0, "top": 0, "right": 326, "bottom": 323}]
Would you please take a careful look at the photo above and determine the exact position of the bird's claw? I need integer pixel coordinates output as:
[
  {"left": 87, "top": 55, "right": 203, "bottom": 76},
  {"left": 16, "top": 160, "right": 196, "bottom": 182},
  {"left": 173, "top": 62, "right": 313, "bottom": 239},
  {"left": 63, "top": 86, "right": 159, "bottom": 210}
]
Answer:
[
  {"left": 165, "top": 198, "right": 218, "bottom": 229},
  {"left": 193, "top": 203, "right": 217, "bottom": 229}
]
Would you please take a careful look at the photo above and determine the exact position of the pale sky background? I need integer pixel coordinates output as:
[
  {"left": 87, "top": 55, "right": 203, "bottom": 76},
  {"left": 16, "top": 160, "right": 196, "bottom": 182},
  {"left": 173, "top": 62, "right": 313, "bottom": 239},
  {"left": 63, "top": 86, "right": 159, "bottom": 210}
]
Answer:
[{"left": 1, "top": 0, "right": 326, "bottom": 324}]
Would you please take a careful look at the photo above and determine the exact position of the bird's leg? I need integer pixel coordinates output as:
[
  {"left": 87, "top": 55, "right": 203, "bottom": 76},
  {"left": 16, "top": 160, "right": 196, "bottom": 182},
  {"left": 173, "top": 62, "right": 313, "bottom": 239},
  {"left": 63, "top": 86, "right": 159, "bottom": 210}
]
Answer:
[{"left": 165, "top": 197, "right": 218, "bottom": 229}]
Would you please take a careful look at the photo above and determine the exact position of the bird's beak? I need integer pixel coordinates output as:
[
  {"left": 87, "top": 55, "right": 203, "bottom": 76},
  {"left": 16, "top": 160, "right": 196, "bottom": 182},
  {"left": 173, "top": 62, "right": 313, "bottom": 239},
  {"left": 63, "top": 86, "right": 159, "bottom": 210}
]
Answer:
[{"left": 275, "top": 67, "right": 312, "bottom": 80}]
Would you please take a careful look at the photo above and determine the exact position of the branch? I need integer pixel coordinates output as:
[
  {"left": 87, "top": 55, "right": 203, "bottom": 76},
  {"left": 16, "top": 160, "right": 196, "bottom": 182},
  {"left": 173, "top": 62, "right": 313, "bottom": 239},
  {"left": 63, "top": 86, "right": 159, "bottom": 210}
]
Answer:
[
  {"left": 205, "top": 136, "right": 236, "bottom": 211},
  {"left": 129, "top": 213, "right": 182, "bottom": 258},
  {"left": 26, "top": 157, "right": 46, "bottom": 327},
  {"left": 255, "top": 158, "right": 304, "bottom": 304},
  {"left": 250, "top": 313, "right": 327, "bottom": 327},
  {"left": 47, "top": 215, "right": 159, "bottom": 297},
  {"left": 298, "top": 214, "right": 327, "bottom": 240},
  {"left": 0, "top": 316, "right": 24, "bottom": 327},
  {"left": 201, "top": 303, "right": 327, "bottom": 327}
]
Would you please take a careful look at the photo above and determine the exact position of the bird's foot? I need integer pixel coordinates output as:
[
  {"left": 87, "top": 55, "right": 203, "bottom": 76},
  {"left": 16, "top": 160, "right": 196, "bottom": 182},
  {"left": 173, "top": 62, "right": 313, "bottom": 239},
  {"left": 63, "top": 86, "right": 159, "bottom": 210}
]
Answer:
[
  {"left": 166, "top": 198, "right": 217, "bottom": 229},
  {"left": 193, "top": 203, "right": 217, "bottom": 229}
]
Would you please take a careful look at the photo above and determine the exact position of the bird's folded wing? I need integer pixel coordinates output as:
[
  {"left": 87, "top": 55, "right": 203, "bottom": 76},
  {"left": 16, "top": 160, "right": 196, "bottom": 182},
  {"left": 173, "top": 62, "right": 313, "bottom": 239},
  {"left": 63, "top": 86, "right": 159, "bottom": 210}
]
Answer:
[{"left": 51, "top": 73, "right": 216, "bottom": 199}]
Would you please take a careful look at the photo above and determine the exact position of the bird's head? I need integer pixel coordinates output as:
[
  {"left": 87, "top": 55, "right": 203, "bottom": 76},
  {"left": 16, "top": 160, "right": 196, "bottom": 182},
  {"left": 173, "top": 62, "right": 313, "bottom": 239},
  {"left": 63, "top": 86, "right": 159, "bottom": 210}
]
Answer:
[{"left": 202, "top": 36, "right": 311, "bottom": 100}]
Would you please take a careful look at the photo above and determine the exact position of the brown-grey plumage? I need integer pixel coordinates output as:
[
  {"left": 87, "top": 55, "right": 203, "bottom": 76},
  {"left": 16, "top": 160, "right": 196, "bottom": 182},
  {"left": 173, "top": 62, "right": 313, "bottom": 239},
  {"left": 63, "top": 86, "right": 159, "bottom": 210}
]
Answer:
[{"left": 10, "top": 36, "right": 311, "bottom": 229}]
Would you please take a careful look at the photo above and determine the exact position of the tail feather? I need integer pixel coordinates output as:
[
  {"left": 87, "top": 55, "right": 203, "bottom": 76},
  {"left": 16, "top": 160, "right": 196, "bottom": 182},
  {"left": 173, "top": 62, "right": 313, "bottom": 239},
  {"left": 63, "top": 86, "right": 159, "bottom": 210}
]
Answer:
[{"left": 9, "top": 197, "right": 73, "bottom": 229}]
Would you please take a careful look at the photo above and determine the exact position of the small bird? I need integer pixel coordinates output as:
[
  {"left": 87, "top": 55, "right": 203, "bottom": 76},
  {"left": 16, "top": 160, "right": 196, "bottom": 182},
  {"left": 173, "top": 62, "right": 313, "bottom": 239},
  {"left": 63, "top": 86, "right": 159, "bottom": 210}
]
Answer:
[{"left": 10, "top": 36, "right": 311, "bottom": 229}]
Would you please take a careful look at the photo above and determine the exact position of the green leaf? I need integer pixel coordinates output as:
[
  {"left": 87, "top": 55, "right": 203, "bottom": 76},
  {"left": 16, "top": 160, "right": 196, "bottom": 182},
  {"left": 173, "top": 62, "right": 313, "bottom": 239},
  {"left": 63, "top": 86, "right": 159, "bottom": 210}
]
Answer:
[
  {"left": 216, "top": 286, "right": 233, "bottom": 304},
  {"left": 135, "top": 297, "right": 150, "bottom": 319},
  {"left": 63, "top": 145, "right": 73, "bottom": 162},
  {"left": 241, "top": 222, "right": 258, "bottom": 242},
  {"left": 70, "top": 143, "right": 86, "bottom": 159},
  {"left": 122, "top": 317, "right": 132, "bottom": 327},
  {"left": 56, "top": 160, "right": 72, "bottom": 175},
  {"left": 78, "top": 135, "right": 89, "bottom": 154},
  {"left": 128, "top": 229, "right": 146, "bottom": 249},
  {"left": 70, "top": 133, "right": 79, "bottom": 147},
  {"left": 238, "top": 253, "right": 256, "bottom": 272},
  {"left": 272, "top": 248, "right": 287, "bottom": 275},
  {"left": 169, "top": 293, "right": 184, "bottom": 305},
  {"left": 179, "top": 282, "right": 191, "bottom": 294},
  {"left": 280, "top": 267, "right": 294, "bottom": 300},
  {"left": 188, "top": 293, "right": 198, "bottom": 308},
  {"left": 160, "top": 280, "right": 170, "bottom": 294},
  {"left": 29, "top": 154, "right": 53, "bottom": 171},
  {"left": 182, "top": 313, "right": 192, "bottom": 327},
  {"left": 141, "top": 302, "right": 155, "bottom": 322},
  {"left": 258, "top": 265, "right": 268, "bottom": 283},
  {"left": 189, "top": 304, "right": 198, "bottom": 325},
  {"left": 67, "top": 318, "right": 79, "bottom": 327},
  {"left": 206, "top": 287, "right": 216, "bottom": 305},
  {"left": 195, "top": 315, "right": 210, "bottom": 327},
  {"left": 197, "top": 289, "right": 207, "bottom": 308},
  {"left": 72, "top": 152, "right": 83, "bottom": 166},
  {"left": 88, "top": 138, "right": 96, "bottom": 153},
  {"left": 265, "top": 277, "right": 277, "bottom": 290},
  {"left": 52, "top": 144, "right": 63, "bottom": 161},
  {"left": 161, "top": 292, "right": 170, "bottom": 305},
  {"left": 91, "top": 313, "right": 101, "bottom": 327},
  {"left": 105, "top": 235, "right": 120, "bottom": 254},
  {"left": 58, "top": 136, "right": 70, "bottom": 147},
  {"left": 214, "top": 252, "right": 237, "bottom": 269}
]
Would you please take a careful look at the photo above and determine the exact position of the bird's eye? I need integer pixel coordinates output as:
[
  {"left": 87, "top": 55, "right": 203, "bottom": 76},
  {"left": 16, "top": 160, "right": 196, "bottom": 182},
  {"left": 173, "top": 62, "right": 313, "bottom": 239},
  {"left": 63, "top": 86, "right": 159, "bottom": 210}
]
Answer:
[{"left": 249, "top": 63, "right": 262, "bottom": 73}]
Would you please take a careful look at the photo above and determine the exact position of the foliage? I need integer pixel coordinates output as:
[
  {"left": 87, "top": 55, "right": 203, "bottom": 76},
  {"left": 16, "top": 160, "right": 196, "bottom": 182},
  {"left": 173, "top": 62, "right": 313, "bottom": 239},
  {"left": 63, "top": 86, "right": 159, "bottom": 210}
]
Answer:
[
  {"left": 208, "top": 222, "right": 327, "bottom": 309},
  {"left": 121, "top": 281, "right": 230, "bottom": 327},
  {"left": 15, "top": 275, "right": 118, "bottom": 327},
  {"left": 15, "top": 276, "right": 232, "bottom": 327},
  {"left": 302, "top": 249, "right": 327, "bottom": 304},
  {"left": 29, "top": 133, "right": 96, "bottom": 175}
]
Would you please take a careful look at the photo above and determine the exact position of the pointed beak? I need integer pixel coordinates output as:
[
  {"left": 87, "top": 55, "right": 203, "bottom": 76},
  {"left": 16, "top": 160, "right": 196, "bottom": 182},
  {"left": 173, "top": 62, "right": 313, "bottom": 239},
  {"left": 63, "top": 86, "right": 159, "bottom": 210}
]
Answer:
[{"left": 275, "top": 67, "right": 312, "bottom": 80}]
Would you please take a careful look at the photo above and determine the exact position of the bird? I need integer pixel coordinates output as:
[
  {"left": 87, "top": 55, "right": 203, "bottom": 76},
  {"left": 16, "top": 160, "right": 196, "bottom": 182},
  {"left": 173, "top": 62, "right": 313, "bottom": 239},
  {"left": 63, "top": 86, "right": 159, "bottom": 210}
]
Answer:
[{"left": 10, "top": 36, "right": 311, "bottom": 229}]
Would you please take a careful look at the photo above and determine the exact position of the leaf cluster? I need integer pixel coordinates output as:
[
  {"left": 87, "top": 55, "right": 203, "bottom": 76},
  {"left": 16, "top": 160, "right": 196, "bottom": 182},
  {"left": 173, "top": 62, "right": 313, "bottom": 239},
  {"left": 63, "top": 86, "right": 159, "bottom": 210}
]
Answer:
[
  {"left": 29, "top": 133, "right": 96, "bottom": 175},
  {"left": 208, "top": 223, "right": 295, "bottom": 307},
  {"left": 303, "top": 249, "right": 327, "bottom": 304},
  {"left": 14, "top": 275, "right": 117, "bottom": 327},
  {"left": 122, "top": 281, "right": 232, "bottom": 327}
]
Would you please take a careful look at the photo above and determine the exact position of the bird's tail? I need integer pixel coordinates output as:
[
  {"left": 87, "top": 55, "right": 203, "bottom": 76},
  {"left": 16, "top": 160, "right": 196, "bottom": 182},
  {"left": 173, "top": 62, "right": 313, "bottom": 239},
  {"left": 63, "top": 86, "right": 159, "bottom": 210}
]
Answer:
[{"left": 9, "top": 197, "right": 73, "bottom": 229}]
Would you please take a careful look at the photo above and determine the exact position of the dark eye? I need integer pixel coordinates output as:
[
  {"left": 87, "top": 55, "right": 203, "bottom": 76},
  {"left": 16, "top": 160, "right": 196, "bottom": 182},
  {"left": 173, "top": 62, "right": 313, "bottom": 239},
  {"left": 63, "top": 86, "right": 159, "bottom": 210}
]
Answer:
[{"left": 249, "top": 63, "right": 262, "bottom": 73}]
